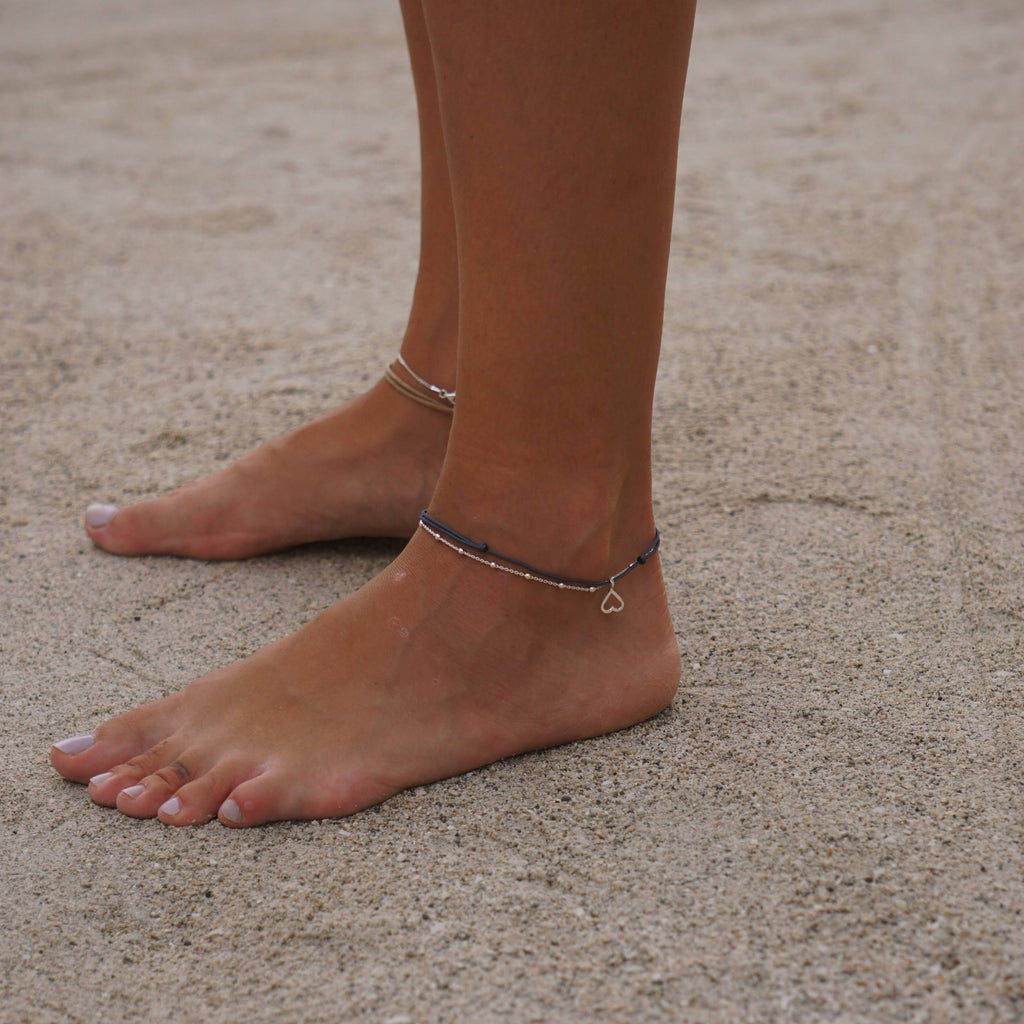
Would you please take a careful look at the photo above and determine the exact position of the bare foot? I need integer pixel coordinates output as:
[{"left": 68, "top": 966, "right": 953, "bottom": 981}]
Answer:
[
  {"left": 83, "top": 380, "right": 450, "bottom": 559},
  {"left": 50, "top": 530, "right": 680, "bottom": 826}
]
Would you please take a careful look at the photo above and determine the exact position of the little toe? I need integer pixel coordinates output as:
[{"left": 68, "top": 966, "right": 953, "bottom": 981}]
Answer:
[
  {"left": 218, "top": 770, "right": 392, "bottom": 828},
  {"left": 216, "top": 773, "right": 291, "bottom": 828}
]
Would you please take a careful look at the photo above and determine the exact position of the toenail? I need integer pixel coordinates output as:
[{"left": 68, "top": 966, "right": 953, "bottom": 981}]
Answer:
[
  {"left": 85, "top": 503, "right": 118, "bottom": 528},
  {"left": 122, "top": 785, "right": 145, "bottom": 799},
  {"left": 54, "top": 734, "right": 96, "bottom": 754},
  {"left": 159, "top": 797, "right": 181, "bottom": 816},
  {"left": 89, "top": 772, "right": 114, "bottom": 786},
  {"left": 220, "top": 798, "right": 242, "bottom": 823}
]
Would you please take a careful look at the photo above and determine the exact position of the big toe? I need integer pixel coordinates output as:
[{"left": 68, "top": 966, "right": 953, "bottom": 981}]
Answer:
[
  {"left": 51, "top": 699, "right": 177, "bottom": 783},
  {"left": 51, "top": 727, "right": 153, "bottom": 784},
  {"left": 85, "top": 500, "right": 148, "bottom": 555},
  {"left": 84, "top": 496, "right": 189, "bottom": 557}
]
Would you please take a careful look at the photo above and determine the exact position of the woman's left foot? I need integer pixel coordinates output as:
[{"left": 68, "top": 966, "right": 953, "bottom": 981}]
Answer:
[{"left": 83, "top": 379, "right": 450, "bottom": 560}]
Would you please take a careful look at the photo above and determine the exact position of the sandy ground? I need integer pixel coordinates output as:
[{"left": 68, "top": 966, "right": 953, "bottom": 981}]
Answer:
[{"left": 2, "top": 0, "right": 1023, "bottom": 1020}]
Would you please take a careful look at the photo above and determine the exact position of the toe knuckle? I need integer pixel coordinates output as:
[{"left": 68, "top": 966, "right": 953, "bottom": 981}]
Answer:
[
  {"left": 122, "top": 751, "right": 159, "bottom": 777},
  {"left": 154, "top": 760, "right": 192, "bottom": 787}
]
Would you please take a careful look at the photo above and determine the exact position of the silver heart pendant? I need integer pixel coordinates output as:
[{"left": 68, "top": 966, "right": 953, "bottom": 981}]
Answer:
[{"left": 600, "top": 586, "right": 625, "bottom": 614}]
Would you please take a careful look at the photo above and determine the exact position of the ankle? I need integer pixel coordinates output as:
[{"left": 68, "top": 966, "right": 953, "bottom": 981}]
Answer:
[
  {"left": 428, "top": 461, "right": 656, "bottom": 584},
  {"left": 400, "top": 297, "right": 458, "bottom": 392},
  {"left": 419, "top": 508, "right": 661, "bottom": 618}
]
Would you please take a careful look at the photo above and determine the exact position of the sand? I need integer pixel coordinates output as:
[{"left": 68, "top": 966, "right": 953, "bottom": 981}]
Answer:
[{"left": 2, "top": 0, "right": 1023, "bottom": 1020}]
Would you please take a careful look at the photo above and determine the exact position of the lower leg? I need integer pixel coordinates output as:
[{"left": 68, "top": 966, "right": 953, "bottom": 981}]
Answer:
[
  {"left": 84, "top": 0, "right": 458, "bottom": 559},
  {"left": 426, "top": 0, "right": 695, "bottom": 575},
  {"left": 51, "top": 0, "right": 697, "bottom": 826},
  {"left": 395, "top": 0, "right": 459, "bottom": 387}
]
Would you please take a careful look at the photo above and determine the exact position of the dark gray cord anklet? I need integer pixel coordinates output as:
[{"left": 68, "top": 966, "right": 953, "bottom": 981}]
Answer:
[{"left": 418, "top": 510, "right": 660, "bottom": 614}]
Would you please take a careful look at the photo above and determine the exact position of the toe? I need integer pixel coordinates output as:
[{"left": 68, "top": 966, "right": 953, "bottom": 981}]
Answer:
[
  {"left": 51, "top": 707, "right": 173, "bottom": 783},
  {"left": 85, "top": 486, "right": 264, "bottom": 560},
  {"left": 87, "top": 770, "right": 138, "bottom": 808},
  {"left": 84, "top": 503, "right": 119, "bottom": 530},
  {"left": 114, "top": 771, "right": 185, "bottom": 819},
  {"left": 157, "top": 761, "right": 246, "bottom": 827},
  {"left": 115, "top": 782, "right": 159, "bottom": 818},
  {"left": 113, "top": 744, "right": 198, "bottom": 819},
  {"left": 85, "top": 497, "right": 176, "bottom": 557},
  {"left": 216, "top": 772, "right": 295, "bottom": 828},
  {"left": 217, "top": 770, "right": 395, "bottom": 827}
]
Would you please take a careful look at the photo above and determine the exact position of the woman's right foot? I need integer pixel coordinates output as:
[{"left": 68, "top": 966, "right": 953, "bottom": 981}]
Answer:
[
  {"left": 52, "top": 522, "right": 680, "bottom": 827},
  {"left": 84, "top": 378, "right": 451, "bottom": 560}
]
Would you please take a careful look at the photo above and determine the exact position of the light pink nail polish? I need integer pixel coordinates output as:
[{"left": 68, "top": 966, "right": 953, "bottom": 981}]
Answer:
[
  {"left": 159, "top": 797, "right": 181, "bottom": 816},
  {"left": 85, "top": 503, "right": 118, "bottom": 528},
  {"left": 54, "top": 734, "right": 96, "bottom": 755},
  {"left": 89, "top": 772, "right": 114, "bottom": 786},
  {"left": 220, "top": 798, "right": 242, "bottom": 823},
  {"left": 122, "top": 785, "right": 145, "bottom": 799}
]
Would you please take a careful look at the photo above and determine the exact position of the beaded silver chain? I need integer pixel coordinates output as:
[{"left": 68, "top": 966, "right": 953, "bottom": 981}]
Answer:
[{"left": 418, "top": 512, "right": 660, "bottom": 614}]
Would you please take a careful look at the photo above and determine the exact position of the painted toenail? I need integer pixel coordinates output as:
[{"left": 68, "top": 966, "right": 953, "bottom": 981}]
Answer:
[
  {"left": 89, "top": 772, "right": 114, "bottom": 786},
  {"left": 122, "top": 785, "right": 145, "bottom": 799},
  {"left": 159, "top": 797, "right": 181, "bottom": 816},
  {"left": 54, "top": 734, "right": 96, "bottom": 754},
  {"left": 85, "top": 503, "right": 118, "bottom": 528},
  {"left": 220, "top": 798, "right": 242, "bottom": 823}
]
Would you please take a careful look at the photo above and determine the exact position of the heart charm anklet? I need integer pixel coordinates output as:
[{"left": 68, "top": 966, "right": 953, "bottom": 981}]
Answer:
[{"left": 418, "top": 511, "right": 659, "bottom": 614}]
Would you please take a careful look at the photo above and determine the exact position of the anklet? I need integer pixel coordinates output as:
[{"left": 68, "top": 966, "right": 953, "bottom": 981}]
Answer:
[
  {"left": 383, "top": 354, "right": 456, "bottom": 414},
  {"left": 418, "top": 511, "right": 659, "bottom": 614}
]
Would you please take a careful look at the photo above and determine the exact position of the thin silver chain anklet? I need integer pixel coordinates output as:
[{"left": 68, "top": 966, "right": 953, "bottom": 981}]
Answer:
[
  {"left": 383, "top": 353, "right": 456, "bottom": 413},
  {"left": 397, "top": 353, "right": 456, "bottom": 404},
  {"left": 418, "top": 511, "right": 660, "bottom": 615}
]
